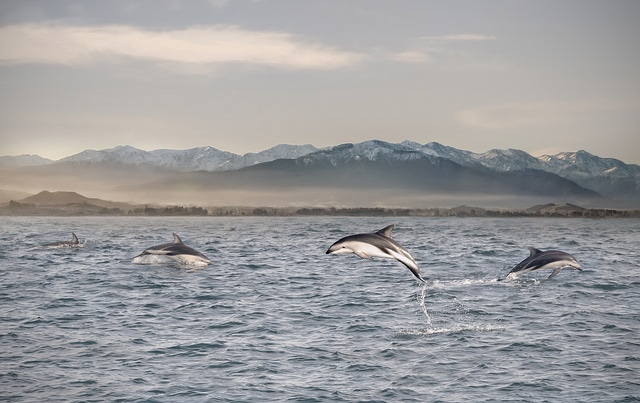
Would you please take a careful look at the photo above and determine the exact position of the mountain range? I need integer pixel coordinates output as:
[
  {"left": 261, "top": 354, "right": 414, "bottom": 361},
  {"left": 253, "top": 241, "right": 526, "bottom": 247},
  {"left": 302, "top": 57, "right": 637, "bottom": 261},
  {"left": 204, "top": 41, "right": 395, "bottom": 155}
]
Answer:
[{"left": 1, "top": 140, "right": 639, "bottom": 208}]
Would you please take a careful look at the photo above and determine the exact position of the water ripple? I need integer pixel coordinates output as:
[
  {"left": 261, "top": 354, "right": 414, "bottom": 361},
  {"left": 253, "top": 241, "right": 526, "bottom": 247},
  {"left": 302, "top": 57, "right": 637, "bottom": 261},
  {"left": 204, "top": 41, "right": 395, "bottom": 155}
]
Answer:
[{"left": 0, "top": 217, "right": 638, "bottom": 402}]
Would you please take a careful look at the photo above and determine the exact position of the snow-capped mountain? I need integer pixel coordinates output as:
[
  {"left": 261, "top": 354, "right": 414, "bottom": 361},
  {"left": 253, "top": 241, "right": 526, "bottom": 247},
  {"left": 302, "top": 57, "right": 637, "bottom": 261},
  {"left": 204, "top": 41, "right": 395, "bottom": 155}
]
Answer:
[
  {"left": 227, "top": 144, "right": 319, "bottom": 170},
  {"left": 0, "top": 154, "right": 53, "bottom": 168},
  {"left": 55, "top": 144, "right": 318, "bottom": 172},
  {"left": 3, "top": 140, "right": 638, "bottom": 203},
  {"left": 145, "top": 140, "right": 602, "bottom": 209},
  {"left": 288, "top": 140, "right": 638, "bottom": 202},
  {"left": 297, "top": 140, "right": 426, "bottom": 167},
  {"left": 474, "top": 148, "right": 547, "bottom": 172},
  {"left": 403, "top": 141, "right": 484, "bottom": 168},
  {"left": 144, "top": 146, "right": 238, "bottom": 171},
  {"left": 11, "top": 141, "right": 638, "bottom": 180},
  {"left": 539, "top": 150, "right": 640, "bottom": 180},
  {"left": 58, "top": 145, "right": 155, "bottom": 166}
]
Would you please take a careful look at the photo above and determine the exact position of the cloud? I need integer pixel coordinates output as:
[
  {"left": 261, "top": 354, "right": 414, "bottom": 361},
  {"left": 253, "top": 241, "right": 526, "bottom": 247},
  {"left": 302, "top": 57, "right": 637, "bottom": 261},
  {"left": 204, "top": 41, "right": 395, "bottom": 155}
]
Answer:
[
  {"left": 422, "top": 34, "right": 498, "bottom": 42},
  {"left": 390, "top": 33, "right": 498, "bottom": 65},
  {"left": 0, "top": 23, "right": 363, "bottom": 70},
  {"left": 389, "top": 51, "right": 432, "bottom": 64}
]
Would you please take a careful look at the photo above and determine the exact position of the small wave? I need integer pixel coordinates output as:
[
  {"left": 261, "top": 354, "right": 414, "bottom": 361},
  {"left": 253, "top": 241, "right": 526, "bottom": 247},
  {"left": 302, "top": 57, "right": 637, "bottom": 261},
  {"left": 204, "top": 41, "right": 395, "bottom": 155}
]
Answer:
[
  {"left": 42, "top": 243, "right": 86, "bottom": 250},
  {"left": 498, "top": 277, "right": 542, "bottom": 287},
  {"left": 430, "top": 278, "right": 500, "bottom": 289},
  {"left": 397, "top": 323, "right": 506, "bottom": 337}
]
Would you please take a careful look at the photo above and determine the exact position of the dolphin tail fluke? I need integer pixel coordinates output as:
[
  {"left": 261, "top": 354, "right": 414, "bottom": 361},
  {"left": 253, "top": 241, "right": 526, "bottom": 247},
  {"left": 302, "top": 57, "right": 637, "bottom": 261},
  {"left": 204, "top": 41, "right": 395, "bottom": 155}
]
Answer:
[{"left": 405, "top": 265, "right": 427, "bottom": 283}]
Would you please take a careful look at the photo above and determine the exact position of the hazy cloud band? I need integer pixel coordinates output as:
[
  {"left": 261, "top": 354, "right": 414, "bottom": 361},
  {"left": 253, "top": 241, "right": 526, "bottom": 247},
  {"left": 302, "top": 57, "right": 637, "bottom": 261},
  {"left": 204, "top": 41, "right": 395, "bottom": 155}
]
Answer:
[{"left": 0, "top": 23, "right": 363, "bottom": 70}]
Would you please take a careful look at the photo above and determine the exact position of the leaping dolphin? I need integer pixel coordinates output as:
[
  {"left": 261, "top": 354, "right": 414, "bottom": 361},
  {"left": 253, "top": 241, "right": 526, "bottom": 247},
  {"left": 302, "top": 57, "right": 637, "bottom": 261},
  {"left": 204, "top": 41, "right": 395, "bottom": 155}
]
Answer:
[
  {"left": 45, "top": 232, "right": 82, "bottom": 248},
  {"left": 326, "top": 225, "right": 424, "bottom": 282},
  {"left": 132, "top": 233, "right": 211, "bottom": 267},
  {"left": 504, "top": 247, "right": 582, "bottom": 280}
]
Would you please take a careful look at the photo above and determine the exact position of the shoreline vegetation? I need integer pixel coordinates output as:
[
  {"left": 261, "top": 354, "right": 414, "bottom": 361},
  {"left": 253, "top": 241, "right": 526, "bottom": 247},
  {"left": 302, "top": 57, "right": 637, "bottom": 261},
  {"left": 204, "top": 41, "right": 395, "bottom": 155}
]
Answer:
[{"left": 2, "top": 199, "right": 639, "bottom": 218}]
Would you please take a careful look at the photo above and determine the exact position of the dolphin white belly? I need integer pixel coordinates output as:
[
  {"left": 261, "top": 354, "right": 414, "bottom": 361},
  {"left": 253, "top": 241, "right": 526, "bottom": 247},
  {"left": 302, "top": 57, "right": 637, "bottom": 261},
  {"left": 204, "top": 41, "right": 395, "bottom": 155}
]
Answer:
[
  {"left": 132, "top": 233, "right": 211, "bottom": 267},
  {"left": 132, "top": 253, "right": 211, "bottom": 267}
]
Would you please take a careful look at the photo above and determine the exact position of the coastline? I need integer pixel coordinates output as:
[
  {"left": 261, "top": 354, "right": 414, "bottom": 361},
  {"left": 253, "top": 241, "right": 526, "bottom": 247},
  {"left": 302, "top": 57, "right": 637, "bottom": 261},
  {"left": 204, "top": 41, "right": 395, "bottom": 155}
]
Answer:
[{"left": 2, "top": 201, "right": 638, "bottom": 218}]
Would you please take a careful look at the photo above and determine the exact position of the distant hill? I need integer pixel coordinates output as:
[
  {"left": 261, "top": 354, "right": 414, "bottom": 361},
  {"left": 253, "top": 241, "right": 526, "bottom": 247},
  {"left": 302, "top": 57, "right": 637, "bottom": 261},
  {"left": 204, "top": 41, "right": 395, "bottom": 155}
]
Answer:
[
  {"left": 1, "top": 191, "right": 162, "bottom": 216},
  {"left": 9, "top": 190, "right": 142, "bottom": 212}
]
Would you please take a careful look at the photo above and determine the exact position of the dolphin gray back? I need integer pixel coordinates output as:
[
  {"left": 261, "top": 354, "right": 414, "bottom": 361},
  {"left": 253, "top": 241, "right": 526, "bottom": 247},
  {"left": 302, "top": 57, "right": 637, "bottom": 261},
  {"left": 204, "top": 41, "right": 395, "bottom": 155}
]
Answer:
[
  {"left": 507, "top": 248, "right": 581, "bottom": 278},
  {"left": 142, "top": 233, "right": 208, "bottom": 259}
]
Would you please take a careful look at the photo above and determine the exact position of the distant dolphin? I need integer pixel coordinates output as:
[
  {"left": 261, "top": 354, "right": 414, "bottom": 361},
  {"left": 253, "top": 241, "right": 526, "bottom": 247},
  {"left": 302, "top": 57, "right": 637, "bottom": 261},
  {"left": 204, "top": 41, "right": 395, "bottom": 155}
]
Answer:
[
  {"left": 326, "top": 225, "right": 424, "bottom": 282},
  {"left": 45, "top": 232, "right": 82, "bottom": 248},
  {"left": 504, "top": 247, "right": 582, "bottom": 280},
  {"left": 132, "top": 233, "right": 211, "bottom": 266}
]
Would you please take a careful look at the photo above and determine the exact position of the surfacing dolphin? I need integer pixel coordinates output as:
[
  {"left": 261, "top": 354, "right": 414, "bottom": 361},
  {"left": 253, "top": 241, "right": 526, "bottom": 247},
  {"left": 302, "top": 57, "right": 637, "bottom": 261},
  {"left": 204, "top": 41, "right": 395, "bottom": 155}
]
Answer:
[
  {"left": 45, "top": 232, "right": 82, "bottom": 248},
  {"left": 504, "top": 247, "right": 582, "bottom": 280},
  {"left": 132, "top": 233, "right": 211, "bottom": 267},
  {"left": 326, "top": 225, "right": 424, "bottom": 282}
]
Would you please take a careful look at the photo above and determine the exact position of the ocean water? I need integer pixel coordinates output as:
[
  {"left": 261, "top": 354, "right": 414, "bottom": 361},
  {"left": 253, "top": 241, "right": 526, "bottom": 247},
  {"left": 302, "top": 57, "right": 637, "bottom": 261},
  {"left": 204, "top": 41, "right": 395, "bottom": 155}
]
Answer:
[{"left": 1, "top": 216, "right": 639, "bottom": 402}]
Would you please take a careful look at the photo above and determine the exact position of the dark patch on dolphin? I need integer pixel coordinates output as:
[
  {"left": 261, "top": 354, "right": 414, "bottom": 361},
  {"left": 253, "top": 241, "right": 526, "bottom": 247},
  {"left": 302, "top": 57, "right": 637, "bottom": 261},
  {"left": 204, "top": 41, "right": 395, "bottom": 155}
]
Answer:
[
  {"left": 504, "top": 247, "right": 582, "bottom": 280},
  {"left": 326, "top": 225, "right": 424, "bottom": 282},
  {"left": 132, "top": 233, "right": 211, "bottom": 266}
]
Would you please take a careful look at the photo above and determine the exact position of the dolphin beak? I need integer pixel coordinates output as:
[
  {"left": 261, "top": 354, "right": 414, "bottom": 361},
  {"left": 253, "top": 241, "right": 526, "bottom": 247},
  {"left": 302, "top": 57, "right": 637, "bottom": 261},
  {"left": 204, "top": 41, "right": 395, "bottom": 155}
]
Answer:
[{"left": 326, "top": 243, "right": 339, "bottom": 254}]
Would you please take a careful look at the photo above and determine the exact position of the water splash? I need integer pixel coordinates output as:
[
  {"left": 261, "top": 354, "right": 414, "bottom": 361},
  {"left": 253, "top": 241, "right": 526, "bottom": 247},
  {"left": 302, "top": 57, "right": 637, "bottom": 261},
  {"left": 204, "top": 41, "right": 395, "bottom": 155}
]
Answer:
[
  {"left": 398, "top": 324, "right": 506, "bottom": 337},
  {"left": 430, "top": 278, "right": 499, "bottom": 289},
  {"left": 418, "top": 281, "right": 432, "bottom": 326}
]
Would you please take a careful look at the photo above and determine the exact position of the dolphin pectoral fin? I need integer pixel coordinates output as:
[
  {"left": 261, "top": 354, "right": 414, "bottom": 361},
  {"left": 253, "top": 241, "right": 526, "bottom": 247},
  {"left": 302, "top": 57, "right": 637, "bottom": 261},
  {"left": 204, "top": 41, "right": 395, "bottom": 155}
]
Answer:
[
  {"left": 548, "top": 268, "right": 562, "bottom": 279},
  {"left": 353, "top": 250, "right": 373, "bottom": 260}
]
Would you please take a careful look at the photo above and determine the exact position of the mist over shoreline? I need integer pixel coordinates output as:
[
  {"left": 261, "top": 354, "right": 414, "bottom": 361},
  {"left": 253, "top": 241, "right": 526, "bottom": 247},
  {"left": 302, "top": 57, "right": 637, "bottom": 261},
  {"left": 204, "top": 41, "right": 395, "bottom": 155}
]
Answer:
[{"left": 2, "top": 190, "right": 638, "bottom": 219}]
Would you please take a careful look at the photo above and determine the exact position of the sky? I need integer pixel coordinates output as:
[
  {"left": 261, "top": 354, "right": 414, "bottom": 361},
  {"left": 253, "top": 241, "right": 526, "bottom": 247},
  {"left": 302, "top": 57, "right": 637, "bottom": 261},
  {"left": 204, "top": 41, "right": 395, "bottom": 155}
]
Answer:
[{"left": 0, "top": 0, "right": 639, "bottom": 163}]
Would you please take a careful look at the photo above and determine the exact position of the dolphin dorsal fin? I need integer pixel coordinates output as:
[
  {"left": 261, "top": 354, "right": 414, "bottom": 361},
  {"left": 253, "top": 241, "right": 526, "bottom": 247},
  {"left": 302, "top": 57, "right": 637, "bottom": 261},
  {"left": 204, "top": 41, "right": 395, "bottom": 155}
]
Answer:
[
  {"left": 376, "top": 225, "right": 395, "bottom": 238},
  {"left": 528, "top": 247, "right": 543, "bottom": 256},
  {"left": 172, "top": 233, "right": 183, "bottom": 244},
  {"left": 71, "top": 232, "right": 79, "bottom": 244}
]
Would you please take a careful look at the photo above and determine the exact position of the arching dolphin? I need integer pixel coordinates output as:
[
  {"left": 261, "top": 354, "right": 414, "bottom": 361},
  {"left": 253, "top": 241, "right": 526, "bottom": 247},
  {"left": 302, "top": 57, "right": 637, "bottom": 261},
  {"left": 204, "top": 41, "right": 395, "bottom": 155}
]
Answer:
[
  {"left": 326, "top": 225, "right": 424, "bottom": 282},
  {"left": 132, "top": 233, "right": 211, "bottom": 266},
  {"left": 504, "top": 247, "right": 582, "bottom": 280},
  {"left": 45, "top": 232, "right": 82, "bottom": 248}
]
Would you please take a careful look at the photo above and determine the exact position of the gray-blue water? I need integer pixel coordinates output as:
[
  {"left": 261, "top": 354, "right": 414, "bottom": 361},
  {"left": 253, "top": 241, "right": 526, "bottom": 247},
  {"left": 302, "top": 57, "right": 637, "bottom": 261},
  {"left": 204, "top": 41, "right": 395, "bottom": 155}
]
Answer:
[{"left": 1, "top": 217, "right": 639, "bottom": 402}]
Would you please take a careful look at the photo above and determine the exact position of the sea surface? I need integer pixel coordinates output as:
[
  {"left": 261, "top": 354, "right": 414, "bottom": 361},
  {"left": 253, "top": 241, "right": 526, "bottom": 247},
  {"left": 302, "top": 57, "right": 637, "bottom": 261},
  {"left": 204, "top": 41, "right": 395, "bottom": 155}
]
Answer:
[{"left": 1, "top": 216, "right": 639, "bottom": 402}]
